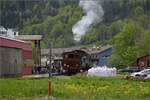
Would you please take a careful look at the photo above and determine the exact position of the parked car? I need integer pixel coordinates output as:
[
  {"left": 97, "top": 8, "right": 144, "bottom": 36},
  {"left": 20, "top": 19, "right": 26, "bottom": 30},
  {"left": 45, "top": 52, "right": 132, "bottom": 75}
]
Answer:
[
  {"left": 131, "top": 69, "right": 150, "bottom": 77},
  {"left": 118, "top": 67, "right": 140, "bottom": 73},
  {"left": 147, "top": 67, "right": 150, "bottom": 69},
  {"left": 145, "top": 74, "right": 150, "bottom": 80}
]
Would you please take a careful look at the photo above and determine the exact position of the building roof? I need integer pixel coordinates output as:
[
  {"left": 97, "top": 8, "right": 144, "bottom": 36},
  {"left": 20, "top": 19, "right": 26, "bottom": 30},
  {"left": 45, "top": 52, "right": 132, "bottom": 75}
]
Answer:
[
  {"left": 137, "top": 55, "right": 150, "bottom": 60},
  {"left": 0, "top": 36, "right": 28, "bottom": 43},
  {"left": 85, "top": 45, "right": 112, "bottom": 55},
  {"left": 0, "top": 36, "right": 32, "bottom": 51},
  {"left": 41, "top": 45, "right": 112, "bottom": 56},
  {"left": 41, "top": 47, "right": 81, "bottom": 56},
  {"left": 16, "top": 35, "right": 43, "bottom": 41}
]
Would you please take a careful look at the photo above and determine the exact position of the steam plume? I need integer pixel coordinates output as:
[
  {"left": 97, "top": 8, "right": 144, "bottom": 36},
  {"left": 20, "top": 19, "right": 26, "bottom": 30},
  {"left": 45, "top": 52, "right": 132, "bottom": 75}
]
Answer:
[{"left": 72, "top": 0, "right": 104, "bottom": 41}]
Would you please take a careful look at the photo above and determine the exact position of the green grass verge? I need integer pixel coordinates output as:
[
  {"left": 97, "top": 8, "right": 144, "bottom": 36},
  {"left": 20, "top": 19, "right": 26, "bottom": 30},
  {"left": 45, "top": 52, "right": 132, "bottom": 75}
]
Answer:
[{"left": 0, "top": 74, "right": 150, "bottom": 100}]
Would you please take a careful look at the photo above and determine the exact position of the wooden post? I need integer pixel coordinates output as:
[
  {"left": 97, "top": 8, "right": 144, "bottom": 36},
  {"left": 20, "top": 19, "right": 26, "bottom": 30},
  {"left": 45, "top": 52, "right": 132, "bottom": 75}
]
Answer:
[
  {"left": 38, "top": 40, "right": 41, "bottom": 66},
  {"left": 48, "top": 80, "right": 51, "bottom": 96}
]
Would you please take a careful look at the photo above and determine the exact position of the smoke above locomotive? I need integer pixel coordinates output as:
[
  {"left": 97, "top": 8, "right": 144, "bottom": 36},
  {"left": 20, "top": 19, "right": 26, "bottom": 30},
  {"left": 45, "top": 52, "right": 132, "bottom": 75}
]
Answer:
[{"left": 72, "top": 0, "right": 104, "bottom": 42}]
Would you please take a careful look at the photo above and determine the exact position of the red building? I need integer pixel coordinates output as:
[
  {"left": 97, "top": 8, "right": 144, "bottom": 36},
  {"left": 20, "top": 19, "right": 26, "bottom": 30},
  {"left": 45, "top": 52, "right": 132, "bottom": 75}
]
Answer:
[
  {"left": 0, "top": 36, "right": 32, "bottom": 76},
  {"left": 137, "top": 55, "right": 150, "bottom": 69}
]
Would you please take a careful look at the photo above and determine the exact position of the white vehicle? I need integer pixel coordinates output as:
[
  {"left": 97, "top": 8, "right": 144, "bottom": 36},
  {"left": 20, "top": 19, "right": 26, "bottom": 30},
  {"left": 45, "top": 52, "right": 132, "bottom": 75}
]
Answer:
[
  {"left": 145, "top": 74, "right": 150, "bottom": 80},
  {"left": 131, "top": 69, "right": 150, "bottom": 77}
]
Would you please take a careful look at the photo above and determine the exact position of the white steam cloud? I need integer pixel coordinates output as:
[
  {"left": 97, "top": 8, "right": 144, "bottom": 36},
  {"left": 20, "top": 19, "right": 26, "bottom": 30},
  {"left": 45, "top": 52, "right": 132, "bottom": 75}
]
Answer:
[{"left": 72, "top": 0, "right": 104, "bottom": 41}]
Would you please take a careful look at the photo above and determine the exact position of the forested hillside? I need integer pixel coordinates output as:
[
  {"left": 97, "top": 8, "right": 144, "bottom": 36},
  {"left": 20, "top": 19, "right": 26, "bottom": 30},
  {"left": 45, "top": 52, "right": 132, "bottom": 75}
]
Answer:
[
  {"left": 1, "top": 0, "right": 82, "bottom": 47},
  {"left": 1, "top": 0, "right": 150, "bottom": 47},
  {"left": 1, "top": 0, "right": 150, "bottom": 66}
]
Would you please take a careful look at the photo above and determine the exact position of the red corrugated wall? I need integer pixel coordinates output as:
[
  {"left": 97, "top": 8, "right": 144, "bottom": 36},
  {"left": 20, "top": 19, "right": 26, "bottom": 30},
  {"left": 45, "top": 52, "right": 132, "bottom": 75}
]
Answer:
[
  {"left": 22, "top": 50, "right": 32, "bottom": 75},
  {"left": 0, "top": 37, "right": 32, "bottom": 75},
  {"left": 137, "top": 55, "right": 150, "bottom": 68}
]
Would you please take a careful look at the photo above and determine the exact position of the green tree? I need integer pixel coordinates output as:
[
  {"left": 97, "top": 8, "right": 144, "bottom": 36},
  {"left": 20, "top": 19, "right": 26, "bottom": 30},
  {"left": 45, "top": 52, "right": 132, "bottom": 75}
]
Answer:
[
  {"left": 51, "top": 21, "right": 65, "bottom": 38},
  {"left": 134, "top": 6, "right": 144, "bottom": 16},
  {"left": 108, "top": 20, "right": 124, "bottom": 38},
  {"left": 136, "top": 30, "right": 150, "bottom": 57},
  {"left": 110, "top": 20, "right": 142, "bottom": 66}
]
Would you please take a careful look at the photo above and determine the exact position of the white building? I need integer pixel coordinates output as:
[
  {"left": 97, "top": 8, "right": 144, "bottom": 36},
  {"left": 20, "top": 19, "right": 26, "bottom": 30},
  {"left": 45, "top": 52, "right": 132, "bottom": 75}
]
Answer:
[{"left": 0, "top": 26, "right": 19, "bottom": 38}]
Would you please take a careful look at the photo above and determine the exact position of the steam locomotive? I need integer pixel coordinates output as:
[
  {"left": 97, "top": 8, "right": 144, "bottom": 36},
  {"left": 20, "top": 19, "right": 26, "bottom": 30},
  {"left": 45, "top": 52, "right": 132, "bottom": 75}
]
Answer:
[{"left": 62, "top": 50, "right": 91, "bottom": 74}]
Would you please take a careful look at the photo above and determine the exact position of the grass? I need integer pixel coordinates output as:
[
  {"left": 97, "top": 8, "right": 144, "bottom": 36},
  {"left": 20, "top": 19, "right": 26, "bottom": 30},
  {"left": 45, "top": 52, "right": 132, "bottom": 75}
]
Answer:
[{"left": 0, "top": 74, "right": 150, "bottom": 100}]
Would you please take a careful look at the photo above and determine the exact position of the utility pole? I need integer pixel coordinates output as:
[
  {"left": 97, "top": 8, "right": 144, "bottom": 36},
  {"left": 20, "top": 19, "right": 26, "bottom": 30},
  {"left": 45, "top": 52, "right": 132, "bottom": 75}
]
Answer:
[
  {"left": 49, "top": 43, "right": 52, "bottom": 77},
  {"left": 48, "top": 43, "right": 52, "bottom": 96}
]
